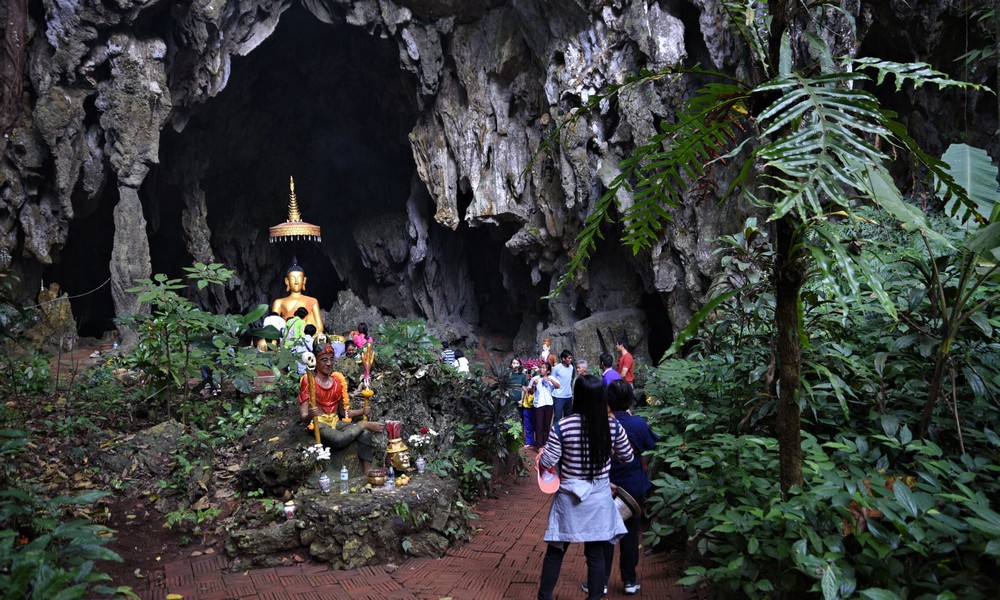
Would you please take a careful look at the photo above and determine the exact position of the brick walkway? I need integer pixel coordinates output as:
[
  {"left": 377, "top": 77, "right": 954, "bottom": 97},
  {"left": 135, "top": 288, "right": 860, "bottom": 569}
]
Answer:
[{"left": 141, "top": 453, "right": 699, "bottom": 600}]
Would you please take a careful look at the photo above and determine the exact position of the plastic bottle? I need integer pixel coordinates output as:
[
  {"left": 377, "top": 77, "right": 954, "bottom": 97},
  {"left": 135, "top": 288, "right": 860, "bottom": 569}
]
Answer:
[
  {"left": 340, "top": 465, "right": 349, "bottom": 494},
  {"left": 387, "top": 465, "right": 396, "bottom": 493}
]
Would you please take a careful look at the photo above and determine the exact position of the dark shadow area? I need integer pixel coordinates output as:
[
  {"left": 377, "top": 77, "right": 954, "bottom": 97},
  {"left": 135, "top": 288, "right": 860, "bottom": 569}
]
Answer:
[
  {"left": 43, "top": 182, "right": 117, "bottom": 337},
  {"left": 149, "top": 2, "right": 421, "bottom": 312},
  {"left": 641, "top": 291, "right": 673, "bottom": 363}
]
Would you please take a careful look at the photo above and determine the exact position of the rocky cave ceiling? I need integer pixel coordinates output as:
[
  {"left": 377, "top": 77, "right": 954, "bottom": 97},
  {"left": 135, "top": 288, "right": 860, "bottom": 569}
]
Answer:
[
  {"left": 6, "top": 0, "right": 995, "bottom": 361},
  {"left": 42, "top": 2, "right": 558, "bottom": 346}
]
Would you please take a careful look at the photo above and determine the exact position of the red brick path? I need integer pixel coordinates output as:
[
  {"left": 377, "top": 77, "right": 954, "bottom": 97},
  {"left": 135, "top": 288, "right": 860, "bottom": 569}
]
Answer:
[{"left": 140, "top": 452, "right": 700, "bottom": 600}]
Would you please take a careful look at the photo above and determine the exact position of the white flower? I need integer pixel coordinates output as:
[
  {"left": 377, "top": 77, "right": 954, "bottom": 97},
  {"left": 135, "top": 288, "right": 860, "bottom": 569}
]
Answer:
[
  {"left": 407, "top": 428, "right": 439, "bottom": 451},
  {"left": 303, "top": 444, "right": 331, "bottom": 461}
]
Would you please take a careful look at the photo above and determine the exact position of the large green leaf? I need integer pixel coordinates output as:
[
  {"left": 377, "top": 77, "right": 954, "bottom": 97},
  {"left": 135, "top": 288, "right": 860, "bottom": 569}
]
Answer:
[
  {"left": 965, "top": 221, "right": 1000, "bottom": 259},
  {"left": 938, "top": 143, "right": 999, "bottom": 226},
  {"left": 862, "top": 163, "right": 953, "bottom": 249},
  {"left": 663, "top": 288, "right": 742, "bottom": 360}
]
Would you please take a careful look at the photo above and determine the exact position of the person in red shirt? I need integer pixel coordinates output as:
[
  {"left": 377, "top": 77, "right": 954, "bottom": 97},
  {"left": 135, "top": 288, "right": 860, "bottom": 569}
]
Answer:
[
  {"left": 616, "top": 337, "right": 635, "bottom": 386},
  {"left": 299, "top": 344, "right": 384, "bottom": 473}
]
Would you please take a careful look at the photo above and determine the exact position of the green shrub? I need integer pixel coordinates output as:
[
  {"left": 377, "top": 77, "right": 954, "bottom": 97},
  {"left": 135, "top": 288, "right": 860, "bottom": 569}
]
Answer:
[
  {"left": 374, "top": 319, "right": 441, "bottom": 367},
  {"left": 0, "top": 430, "right": 135, "bottom": 599},
  {"left": 649, "top": 426, "right": 1000, "bottom": 598},
  {"left": 644, "top": 211, "right": 1000, "bottom": 598},
  {"left": 428, "top": 422, "right": 493, "bottom": 501}
]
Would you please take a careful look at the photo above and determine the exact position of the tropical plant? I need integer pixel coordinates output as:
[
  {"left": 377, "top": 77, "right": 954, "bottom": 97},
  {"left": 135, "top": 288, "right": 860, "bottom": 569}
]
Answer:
[
  {"left": 373, "top": 319, "right": 441, "bottom": 367},
  {"left": 642, "top": 207, "right": 999, "bottom": 596},
  {"left": 460, "top": 375, "right": 520, "bottom": 474},
  {"left": 548, "top": 0, "right": 989, "bottom": 494},
  {"left": 117, "top": 262, "right": 271, "bottom": 421},
  {"left": 0, "top": 430, "right": 135, "bottom": 599},
  {"left": 427, "top": 422, "right": 493, "bottom": 501},
  {"left": 912, "top": 143, "right": 1000, "bottom": 440}
]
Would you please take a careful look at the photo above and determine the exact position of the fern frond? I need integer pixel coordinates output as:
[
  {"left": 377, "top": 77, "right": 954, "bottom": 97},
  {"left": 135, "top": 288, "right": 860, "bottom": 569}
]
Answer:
[
  {"left": 754, "top": 73, "right": 893, "bottom": 221},
  {"left": 937, "top": 143, "right": 999, "bottom": 226},
  {"left": 723, "top": 0, "right": 772, "bottom": 76},
  {"left": 879, "top": 109, "right": 984, "bottom": 225},
  {"left": 545, "top": 183, "right": 618, "bottom": 300},
  {"left": 546, "top": 78, "right": 751, "bottom": 298},
  {"left": 620, "top": 83, "right": 752, "bottom": 251},
  {"left": 852, "top": 57, "right": 992, "bottom": 92}
]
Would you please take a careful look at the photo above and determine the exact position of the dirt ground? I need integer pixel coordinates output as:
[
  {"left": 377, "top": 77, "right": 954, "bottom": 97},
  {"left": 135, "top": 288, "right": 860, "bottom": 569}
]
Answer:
[
  {"left": 101, "top": 495, "right": 229, "bottom": 591},
  {"left": 32, "top": 345, "right": 244, "bottom": 593}
]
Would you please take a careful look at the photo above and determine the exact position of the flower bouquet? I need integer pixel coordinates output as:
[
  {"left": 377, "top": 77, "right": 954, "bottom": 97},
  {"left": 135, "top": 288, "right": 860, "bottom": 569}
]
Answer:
[
  {"left": 407, "top": 427, "right": 437, "bottom": 474},
  {"left": 303, "top": 443, "right": 332, "bottom": 492},
  {"left": 407, "top": 427, "right": 438, "bottom": 456}
]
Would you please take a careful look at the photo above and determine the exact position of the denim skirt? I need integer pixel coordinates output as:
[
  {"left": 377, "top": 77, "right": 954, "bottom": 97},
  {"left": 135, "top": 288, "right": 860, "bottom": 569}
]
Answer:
[{"left": 543, "top": 477, "right": 627, "bottom": 544}]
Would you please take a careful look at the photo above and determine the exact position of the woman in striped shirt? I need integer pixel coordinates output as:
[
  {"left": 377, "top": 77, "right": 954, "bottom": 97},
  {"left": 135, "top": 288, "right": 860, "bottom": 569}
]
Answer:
[{"left": 537, "top": 375, "right": 633, "bottom": 600}]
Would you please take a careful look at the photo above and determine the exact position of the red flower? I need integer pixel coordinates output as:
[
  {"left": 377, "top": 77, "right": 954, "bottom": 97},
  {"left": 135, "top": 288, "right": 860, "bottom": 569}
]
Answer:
[{"left": 420, "top": 427, "right": 429, "bottom": 434}]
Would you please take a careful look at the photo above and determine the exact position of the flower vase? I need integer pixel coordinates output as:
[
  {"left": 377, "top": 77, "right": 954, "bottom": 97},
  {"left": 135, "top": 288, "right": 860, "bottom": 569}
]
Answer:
[{"left": 415, "top": 456, "right": 426, "bottom": 474}]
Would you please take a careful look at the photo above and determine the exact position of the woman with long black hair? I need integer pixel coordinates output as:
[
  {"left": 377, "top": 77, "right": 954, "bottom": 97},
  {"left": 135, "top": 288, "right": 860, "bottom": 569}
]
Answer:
[{"left": 536, "top": 375, "right": 633, "bottom": 600}]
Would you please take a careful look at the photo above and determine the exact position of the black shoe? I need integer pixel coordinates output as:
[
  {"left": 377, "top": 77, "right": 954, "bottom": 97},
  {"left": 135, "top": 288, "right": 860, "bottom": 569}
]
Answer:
[{"left": 581, "top": 582, "right": 607, "bottom": 596}]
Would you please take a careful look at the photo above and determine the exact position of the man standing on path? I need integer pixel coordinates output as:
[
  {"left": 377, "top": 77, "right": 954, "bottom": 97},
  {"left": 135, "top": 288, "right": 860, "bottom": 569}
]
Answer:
[
  {"left": 616, "top": 337, "right": 635, "bottom": 387},
  {"left": 552, "top": 350, "right": 575, "bottom": 421},
  {"left": 600, "top": 353, "right": 622, "bottom": 387}
]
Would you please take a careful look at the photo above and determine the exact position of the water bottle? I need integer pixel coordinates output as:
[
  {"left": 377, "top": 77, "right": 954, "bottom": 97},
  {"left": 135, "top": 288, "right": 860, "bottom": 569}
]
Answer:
[
  {"left": 387, "top": 465, "right": 396, "bottom": 493},
  {"left": 340, "top": 465, "right": 349, "bottom": 494}
]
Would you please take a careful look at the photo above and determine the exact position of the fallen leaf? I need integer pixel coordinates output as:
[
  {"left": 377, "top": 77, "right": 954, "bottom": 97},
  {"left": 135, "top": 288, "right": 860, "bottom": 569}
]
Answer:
[
  {"left": 126, "top": 514, "right": 137, "bottom": 520},
  {"left": 190, "top": 550, "right": 203, "bottom": 557},
  {"left": 226, "top": 464, "right": 240, "bottom": 472},
  {"left": 165, "top": 594, "right": 183, "bottom": 599},
  {"left": 204, "top": 547, "right": 215, "bottom": 555},
  {"left": 133, "top": 568, "right": 144, "bottom": 579},
  {"left": 192, "top": 496, "right": 211, "bottom": 510},
  {"left": 267, "top": 436, "right": 280, "bottom": 443}
]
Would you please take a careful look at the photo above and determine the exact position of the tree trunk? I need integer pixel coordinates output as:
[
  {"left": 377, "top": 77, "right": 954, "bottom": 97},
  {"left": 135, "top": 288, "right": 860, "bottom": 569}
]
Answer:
[
  {"left": 918, "top": 349, "right": 949, "bottom": 438},
  {"left": 774, "top": 216, "right": 805, "bottom": 495}
]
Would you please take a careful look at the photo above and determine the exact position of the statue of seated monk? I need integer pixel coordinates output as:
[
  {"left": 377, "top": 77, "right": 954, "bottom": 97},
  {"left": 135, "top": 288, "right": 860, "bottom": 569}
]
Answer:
[
  {"left": 299, "top": 344, "right": 384, "bottom": 474},
  {"left": 272, "top": 262, "right": 324, "bottom": 334}
]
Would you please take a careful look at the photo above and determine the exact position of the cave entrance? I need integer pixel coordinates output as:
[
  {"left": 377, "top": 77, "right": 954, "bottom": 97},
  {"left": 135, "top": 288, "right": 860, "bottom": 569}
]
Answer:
[{"left": 149, "top": 2, "right": 421, "bottom": 316}]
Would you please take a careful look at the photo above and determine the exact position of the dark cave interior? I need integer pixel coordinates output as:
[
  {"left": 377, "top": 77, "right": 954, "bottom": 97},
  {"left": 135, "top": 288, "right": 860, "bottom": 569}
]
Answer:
[{"left": 42, "top": 1, "right": 675, "bottom": 359}]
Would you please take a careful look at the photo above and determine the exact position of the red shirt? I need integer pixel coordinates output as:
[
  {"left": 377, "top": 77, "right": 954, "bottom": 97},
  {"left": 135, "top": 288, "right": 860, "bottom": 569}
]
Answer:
[
  {"left": 617, "top": 351, "right": 635, "bottom": 384},
  {"left": 298, "top": 372, "right": 349, "bottom": 414}
]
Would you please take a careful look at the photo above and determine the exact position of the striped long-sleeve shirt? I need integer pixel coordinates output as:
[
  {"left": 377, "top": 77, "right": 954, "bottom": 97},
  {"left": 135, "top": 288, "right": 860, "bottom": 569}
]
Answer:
[{"left": 539, "top": 414, "right": 633, "bottom": 480}]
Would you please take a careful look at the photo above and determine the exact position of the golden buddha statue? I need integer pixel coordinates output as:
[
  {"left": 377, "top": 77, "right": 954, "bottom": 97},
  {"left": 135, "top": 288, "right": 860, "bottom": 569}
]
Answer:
[{"left": 272, "top": 262, "right": 324, "bottom": 334}]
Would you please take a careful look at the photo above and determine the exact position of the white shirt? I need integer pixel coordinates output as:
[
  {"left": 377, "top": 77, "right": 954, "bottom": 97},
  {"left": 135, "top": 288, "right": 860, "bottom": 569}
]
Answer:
[
  {"left": 529, "top": 375, "right": 555, "bottom": 407},
  {"left": 263, "top": 314, "right": 286, "bottom": 336}
]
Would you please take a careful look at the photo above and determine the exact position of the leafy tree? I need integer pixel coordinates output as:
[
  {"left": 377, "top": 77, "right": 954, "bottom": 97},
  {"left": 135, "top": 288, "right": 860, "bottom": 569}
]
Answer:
[
  {"left": 117, "top": 263, "right": 272, "bottom": 421},
  {"left": 551, "top": 0, "right": 989, "bottom": 494},
  {"left": 910, "top": 143, "right": 1000, "bottom": 439}
]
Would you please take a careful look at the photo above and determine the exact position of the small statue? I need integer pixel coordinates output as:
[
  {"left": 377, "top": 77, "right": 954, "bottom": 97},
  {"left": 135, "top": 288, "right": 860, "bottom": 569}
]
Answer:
[
  {"left": 385, "top": 421, "right": 411, "bottom": 472},
  {"left": 272, "top": 261, "right": 324, "bottom": 334}
]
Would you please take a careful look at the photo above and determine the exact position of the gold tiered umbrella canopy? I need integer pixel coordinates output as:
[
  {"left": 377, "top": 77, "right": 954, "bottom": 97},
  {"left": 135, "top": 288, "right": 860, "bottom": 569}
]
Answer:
[{"left": 268, "top": 176, "right": 322, "bottom": 243}]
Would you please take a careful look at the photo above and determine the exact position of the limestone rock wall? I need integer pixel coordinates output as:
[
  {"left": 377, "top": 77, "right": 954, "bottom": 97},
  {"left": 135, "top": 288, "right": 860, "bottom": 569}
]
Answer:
[{"left": 0, "top": 0, "right": 992, "bottom": 352}]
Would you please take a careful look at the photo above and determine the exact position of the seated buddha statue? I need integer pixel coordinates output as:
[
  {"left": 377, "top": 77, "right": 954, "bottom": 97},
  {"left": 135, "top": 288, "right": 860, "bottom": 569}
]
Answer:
[{"left": 272, "top": 262, "right": 324, "bottom": 334}]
